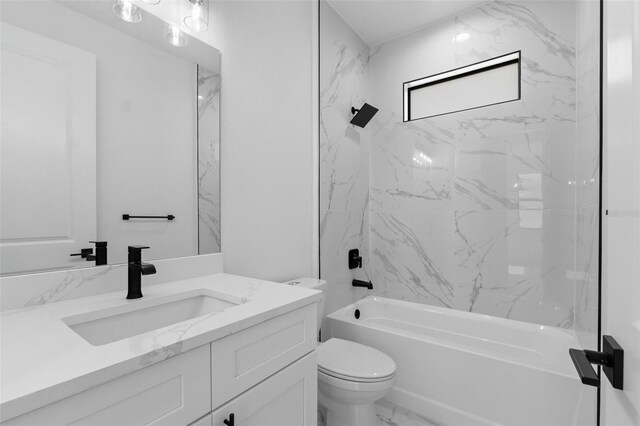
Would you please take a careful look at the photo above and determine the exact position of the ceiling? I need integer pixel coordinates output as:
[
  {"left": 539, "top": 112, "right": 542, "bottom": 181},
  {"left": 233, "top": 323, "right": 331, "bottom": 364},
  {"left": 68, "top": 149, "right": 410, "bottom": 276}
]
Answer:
[{"left": 326, "top": 0, "right": 490, "bottom": 47}]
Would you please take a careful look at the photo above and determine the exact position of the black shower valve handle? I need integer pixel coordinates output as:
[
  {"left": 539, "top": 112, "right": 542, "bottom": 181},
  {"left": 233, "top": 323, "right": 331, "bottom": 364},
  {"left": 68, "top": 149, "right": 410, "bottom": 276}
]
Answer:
[{"left": 348, "top": 249, "right": 362, "bottom": 269}]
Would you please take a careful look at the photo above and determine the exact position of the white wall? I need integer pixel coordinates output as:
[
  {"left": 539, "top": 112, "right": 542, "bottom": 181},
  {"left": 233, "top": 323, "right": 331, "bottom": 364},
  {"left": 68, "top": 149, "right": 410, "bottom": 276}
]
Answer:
[
  {"left": 211, "top": 1, "right": 317, "bottom": 281},
  {"left": 139, "top": 0, "right": 318, "bottom": 282},
  {"left": 602, "top": 0, "right": 640, "bottom": 423}
]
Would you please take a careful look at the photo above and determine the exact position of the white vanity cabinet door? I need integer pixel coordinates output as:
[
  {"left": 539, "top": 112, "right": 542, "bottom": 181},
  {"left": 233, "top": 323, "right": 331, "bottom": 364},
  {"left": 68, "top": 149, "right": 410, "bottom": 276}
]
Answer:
[
  {"left": 210, "top": 304, "right": 316, "bottom": 408},
  {"left": 211, "top": 352, "right": 317, "bottom": 426},
  {"left": 4, "top": 345, "right": 211, "bottom": 426}
]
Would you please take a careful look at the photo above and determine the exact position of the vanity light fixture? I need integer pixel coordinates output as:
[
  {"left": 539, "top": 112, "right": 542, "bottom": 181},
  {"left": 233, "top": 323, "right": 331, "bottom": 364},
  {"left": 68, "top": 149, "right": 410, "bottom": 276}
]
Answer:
[
  {"left": 113, "top": 0, "right": 142, "bottom": 23},
  {"left": 184, "top": 0, "right": 209, "bottom": 32},
  {"left": 165, "top": 25, "right": 188, "bottom": 47}
]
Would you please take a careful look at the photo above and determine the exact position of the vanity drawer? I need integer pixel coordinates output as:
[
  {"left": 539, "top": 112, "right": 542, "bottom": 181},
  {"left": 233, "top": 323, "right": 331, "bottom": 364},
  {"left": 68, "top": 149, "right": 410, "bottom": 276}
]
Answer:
[
  {"left": 211, "top": 303, "right": 316, "bottom": 408},
  {"left": 4, "top": 345, "right": 211, "bottom": 426}
]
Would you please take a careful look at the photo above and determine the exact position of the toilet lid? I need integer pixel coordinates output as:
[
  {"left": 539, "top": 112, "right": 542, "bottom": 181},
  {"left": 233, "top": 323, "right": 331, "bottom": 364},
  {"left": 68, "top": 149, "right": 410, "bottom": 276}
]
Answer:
[{"left": 317, "top": 338, "right": 396, "bottom": 382}]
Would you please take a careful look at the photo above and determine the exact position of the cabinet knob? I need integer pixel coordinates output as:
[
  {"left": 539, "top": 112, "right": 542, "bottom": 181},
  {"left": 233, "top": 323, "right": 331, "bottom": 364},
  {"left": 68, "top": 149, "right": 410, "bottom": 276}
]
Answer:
[{"left": 223, "top": 413, "right": 234, "bottom": 426}]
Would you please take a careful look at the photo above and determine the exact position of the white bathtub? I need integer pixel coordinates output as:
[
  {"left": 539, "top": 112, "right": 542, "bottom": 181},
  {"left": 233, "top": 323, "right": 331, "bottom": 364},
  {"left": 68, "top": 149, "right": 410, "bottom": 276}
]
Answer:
[{"left": 326, "top": 296, "right": 596, "bottom": 426}]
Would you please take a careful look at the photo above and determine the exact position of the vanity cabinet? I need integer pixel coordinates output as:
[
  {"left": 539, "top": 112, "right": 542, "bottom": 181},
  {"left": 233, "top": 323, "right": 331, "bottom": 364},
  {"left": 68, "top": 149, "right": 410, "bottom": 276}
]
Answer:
[
  {"left": 212, "top": 352, "right": 316, "bottom": 426},
  {"left": 3, "top": 304, "right": 317, "bottom": 426},
  {"left": 4, "top": 345, "right": 211, "bottom": 426},
  {"left": 211, "top": 303, "right": 316, "bottom": 408}
]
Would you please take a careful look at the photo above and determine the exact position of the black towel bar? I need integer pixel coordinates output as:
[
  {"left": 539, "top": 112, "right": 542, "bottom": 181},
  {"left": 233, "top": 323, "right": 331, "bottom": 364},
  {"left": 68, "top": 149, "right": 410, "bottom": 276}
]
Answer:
[{"left": 122, "top": 214, "right": 175, "bottom": 221}]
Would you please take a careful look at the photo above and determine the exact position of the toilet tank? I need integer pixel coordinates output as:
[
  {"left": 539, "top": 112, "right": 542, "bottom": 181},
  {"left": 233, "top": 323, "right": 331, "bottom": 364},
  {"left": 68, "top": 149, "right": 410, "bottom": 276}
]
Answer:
[{"left": 283, "top": 277, "right": 327, "bottom": 334}]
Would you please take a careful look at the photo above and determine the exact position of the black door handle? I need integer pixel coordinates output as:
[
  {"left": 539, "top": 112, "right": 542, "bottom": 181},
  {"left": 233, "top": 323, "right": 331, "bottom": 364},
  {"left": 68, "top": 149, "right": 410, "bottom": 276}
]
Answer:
[
  {"left": 569, "top": 348, "right": 599, "bottom": 386},
  {"left": 223, "top": 413, "right": 234, "bottom": 426},
  {"left": 569, "top": 335, "right": 624, "bottom": 390}
]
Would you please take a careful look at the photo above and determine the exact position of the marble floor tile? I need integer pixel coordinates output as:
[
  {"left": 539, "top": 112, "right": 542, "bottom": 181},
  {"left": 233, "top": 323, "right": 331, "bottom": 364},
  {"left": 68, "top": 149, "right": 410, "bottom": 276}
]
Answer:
[
  {"left": 376, "top": 400, "right": 444, "bottom": 426},
  {"left": 318, "top": 400, "right": 444, "bottom": 426}
]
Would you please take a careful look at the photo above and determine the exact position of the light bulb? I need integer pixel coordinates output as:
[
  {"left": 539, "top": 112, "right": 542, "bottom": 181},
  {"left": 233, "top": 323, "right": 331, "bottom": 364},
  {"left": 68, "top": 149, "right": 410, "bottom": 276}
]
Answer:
[
  {"left": 192, "top": 3, "right": 202, "bottom": 31},
  {"left": 184, "top": 0, "right": 208, "bottom": 32},
  {"left": 454, "top": 32, "right": 471, "bottom": 43},
  {"left": 164, "top": 25, "right": 188, "bottom": 47},
  {"left": 113, "top": 0, "right": 142, "bottom": 23}
]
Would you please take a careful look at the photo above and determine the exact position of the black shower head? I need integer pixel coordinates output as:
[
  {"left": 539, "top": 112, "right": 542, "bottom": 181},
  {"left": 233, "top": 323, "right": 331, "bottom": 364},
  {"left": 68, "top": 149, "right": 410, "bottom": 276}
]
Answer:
[{"left": 350, "top": 103, "right": 378, "bottom": 128}]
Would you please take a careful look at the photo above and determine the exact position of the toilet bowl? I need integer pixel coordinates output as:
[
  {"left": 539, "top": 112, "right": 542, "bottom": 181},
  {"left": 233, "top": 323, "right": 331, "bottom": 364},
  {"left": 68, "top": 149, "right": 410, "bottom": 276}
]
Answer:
[
  {"left": 317, "top": 338, "right": 396, "bottom": 426},
  {"left": 284, "top": 279, "right": 397, "bottom": 426}
]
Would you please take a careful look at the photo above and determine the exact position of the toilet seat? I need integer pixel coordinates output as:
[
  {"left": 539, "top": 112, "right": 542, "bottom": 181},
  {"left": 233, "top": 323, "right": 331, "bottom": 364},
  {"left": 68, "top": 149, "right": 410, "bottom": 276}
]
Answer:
[
  {"left": 318, "top": 369, "right": 395, "bottom": 393},
  {"left": 317, "top": 338, "right": 396, "bottom": 383},
  {"left": 319, "top": 367, "right": 396, "bottom": 383}
]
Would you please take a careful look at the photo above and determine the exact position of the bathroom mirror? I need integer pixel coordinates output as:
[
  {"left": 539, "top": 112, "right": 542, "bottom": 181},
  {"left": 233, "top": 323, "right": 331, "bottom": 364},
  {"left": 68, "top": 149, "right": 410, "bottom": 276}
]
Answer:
[{"left": 0, "top": 0, "right": 221, "bottom": 275}]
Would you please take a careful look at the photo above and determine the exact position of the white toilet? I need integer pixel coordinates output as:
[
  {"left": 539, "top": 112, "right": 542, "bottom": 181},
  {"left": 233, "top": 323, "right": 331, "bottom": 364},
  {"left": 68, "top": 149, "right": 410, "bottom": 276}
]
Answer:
[{"left": 285, "top": 278, "right": 397, "bottom": 426}]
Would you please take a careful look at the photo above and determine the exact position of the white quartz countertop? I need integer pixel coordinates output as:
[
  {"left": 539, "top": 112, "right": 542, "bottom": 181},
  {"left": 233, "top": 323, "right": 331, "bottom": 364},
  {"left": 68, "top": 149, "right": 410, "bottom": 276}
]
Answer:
[{"left": 0, "top": 273, "right": 320, "bottom": 422}]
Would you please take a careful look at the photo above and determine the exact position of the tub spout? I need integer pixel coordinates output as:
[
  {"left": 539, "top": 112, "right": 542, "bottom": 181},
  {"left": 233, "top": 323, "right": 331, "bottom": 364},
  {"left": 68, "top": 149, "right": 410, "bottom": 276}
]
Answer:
[{"left": 352, "top": 279, "right": 373, "bottom": 290}]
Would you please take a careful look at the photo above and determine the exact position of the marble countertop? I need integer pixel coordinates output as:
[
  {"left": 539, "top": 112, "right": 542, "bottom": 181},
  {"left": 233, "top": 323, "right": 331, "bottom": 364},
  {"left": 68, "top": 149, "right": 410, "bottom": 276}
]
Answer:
[{"left": 0, "top": 273, "right": 320, "bottom": 422}]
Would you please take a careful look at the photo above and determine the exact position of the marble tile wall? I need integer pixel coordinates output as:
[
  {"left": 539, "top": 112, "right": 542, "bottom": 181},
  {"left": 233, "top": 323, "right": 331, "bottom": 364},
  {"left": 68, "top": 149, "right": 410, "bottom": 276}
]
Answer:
[
  {"left": 368, "top": 0, "right": 582, "bottom": 327},
  {"left": 319, "top": 1, "right": 372, "bottom": 327},
  {"left": 320, "top": 0, "right": 601, "bottom": 331},
  {"left": 198, "top": 66, "right": 221, "bottom": 254}
]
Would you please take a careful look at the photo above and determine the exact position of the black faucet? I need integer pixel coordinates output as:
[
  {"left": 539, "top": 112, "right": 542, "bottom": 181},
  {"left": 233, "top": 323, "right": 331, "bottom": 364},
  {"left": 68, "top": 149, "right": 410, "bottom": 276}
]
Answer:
[
  {"left": 127, "top": 245, "right": 156, "bottom": 299},
  {"left": 70, "top": 241, "right": 108, "bottom": 266},
  {"left": 352, "top": 279, "right": 373, "bottom": 290},
  {"left": 86, "top": 241, "right": 108, "bottom": 266}
]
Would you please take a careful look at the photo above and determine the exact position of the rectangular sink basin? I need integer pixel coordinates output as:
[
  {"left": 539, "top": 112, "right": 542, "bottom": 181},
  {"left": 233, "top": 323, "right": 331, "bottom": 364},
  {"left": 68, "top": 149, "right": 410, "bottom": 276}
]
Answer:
[{"left": 62, "top": 290, "right": 241, "bottom": 346}]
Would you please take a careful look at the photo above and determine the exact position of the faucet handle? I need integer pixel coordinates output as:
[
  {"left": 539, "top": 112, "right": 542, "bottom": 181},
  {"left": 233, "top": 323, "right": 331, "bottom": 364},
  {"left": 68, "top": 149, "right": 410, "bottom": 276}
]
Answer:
[
  {"left": 70, "top": 248, "right": 93, "bottom": 258},
  {"left": 128, "top": 245, "right": 150, "bottom": 263}
]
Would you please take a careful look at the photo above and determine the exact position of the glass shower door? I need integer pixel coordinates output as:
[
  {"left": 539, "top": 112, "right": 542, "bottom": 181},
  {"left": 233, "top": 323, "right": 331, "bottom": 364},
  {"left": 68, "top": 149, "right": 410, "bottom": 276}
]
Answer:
[{"left": 319, "top": 0, "right": 604, "bottom": 423}]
